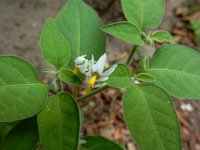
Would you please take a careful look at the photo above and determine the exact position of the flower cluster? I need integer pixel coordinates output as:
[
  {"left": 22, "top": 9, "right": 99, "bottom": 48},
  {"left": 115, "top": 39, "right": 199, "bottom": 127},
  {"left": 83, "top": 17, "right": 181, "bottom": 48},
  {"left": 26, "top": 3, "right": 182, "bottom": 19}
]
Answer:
[{"left": 73, "top": 53, "right": 117, "bottom": 93}]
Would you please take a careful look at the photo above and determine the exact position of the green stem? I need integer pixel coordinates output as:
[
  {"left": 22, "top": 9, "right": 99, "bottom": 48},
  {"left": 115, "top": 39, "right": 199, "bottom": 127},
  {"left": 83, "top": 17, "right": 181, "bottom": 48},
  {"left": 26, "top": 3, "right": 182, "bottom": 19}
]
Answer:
[
  {"left": 77, "top": 45, "right": 138, "bottom": 102},
  {"left": 56, "top": 73, "right": 63, "bottom": 92},
  {"left": 77, "top": 85, "right": 109, "bottom": 102},
  {"left": 126, "top": 45, "right": 138, "bottom": 66},
  {"left": 73, "top": 86, "right": 78, "bottom": 98},
  {"left": 59, "top": 79, "right": 64, "bottom": 92}
]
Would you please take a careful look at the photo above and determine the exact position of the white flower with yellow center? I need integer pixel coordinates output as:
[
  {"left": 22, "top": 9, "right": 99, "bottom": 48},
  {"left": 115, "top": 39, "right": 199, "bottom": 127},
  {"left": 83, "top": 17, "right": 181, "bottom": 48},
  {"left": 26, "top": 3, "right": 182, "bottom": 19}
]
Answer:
[
  {"left": 86, "top": 53, "right": 117, "bottom": 93},
  {"left": 73, "top": 55, "right": 90, "bottom": 76},
  {"left": 73, "top": 53, "right": 117, "bottom": 93}
]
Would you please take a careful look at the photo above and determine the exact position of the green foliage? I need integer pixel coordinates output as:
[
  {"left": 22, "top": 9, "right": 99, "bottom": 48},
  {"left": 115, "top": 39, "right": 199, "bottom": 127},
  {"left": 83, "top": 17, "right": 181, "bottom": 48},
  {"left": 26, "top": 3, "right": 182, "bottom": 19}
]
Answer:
[
  {"left": 38, "top": 93, "right": 80, "bottom": 150},
  {"left": 151, "top": 30, "right": 174, "bottom": 43},
  {"left": 123, "top": 83, "right": 181, "bottom": 150},
  {"left": 135, "top": 73, "right": 155, "bottom": 82},
  {"left": 121, "top": 0, "right": 164, "bottom": 29},
  {"left": 0, "top": 122, "right": 19, "bottom": 148},
  {"left": 55, "top": 0, "right": 106, "bottom": 68},
  {"left": 101, "top": 22, "right": 144, "bottom": 45},
  {"left": 106, "top": 64, "right": 132, "bottom": 88},
  {"left": 59, "top": 68, "right": 82, "bottom": 85},
  {"left": 0, "top": 56, "right": 48, "bottom": 122},
  {"left": 148, "top": 44, "right": 200, "bottom": 99},
  {"left": 190, "top": 20, "right": 200, "bottom": 41},
  {"left": 81, "top": 136, "right": 123, "bottom": 150},
  {"left": 43, "top": 69, "right": 58, "bottom": 75},
  {"left": 138, "top": 56, "right": 149, "bottom": 70},
  {"left": 40, "top": 18, "right": 70, "bottom": 69},
  {"left": 1, "top": 0, "right": 200, "bottom": 149},
  {"left": 3, "top": 117, "right": 38, "bottom": 150}
]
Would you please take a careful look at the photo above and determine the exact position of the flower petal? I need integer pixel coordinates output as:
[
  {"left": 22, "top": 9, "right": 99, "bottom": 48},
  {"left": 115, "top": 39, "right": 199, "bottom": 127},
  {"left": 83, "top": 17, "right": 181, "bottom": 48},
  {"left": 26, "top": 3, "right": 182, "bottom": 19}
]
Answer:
[
  {"left": 101, "top": 64, "right": 117, "bottom": 77},
  {"left": 85, "top": 76, "right": 91, "bottom": 83},
  {"left": 79, "top": 61, "right": 88, "bottom": 73},
  {"left": 85, "top": 71, "right": 92, "bottom": 78},
  {"left": 97, "top": 77, "right": 109, "bottom": 82},
  {"left": 91, "top": 54, "right": 95, "bottom": 65},
  {"left": 75, "top": 55, "right": 87, "bottom": 65},
  {"left": 96, "top": 53, "right": 107, "bottom": 74},
  {"left": 93, "top": 83, "right": 107, "bottom": 88},
  {"left": 91, "top": 64, "right": 97, "bottom": 73}
]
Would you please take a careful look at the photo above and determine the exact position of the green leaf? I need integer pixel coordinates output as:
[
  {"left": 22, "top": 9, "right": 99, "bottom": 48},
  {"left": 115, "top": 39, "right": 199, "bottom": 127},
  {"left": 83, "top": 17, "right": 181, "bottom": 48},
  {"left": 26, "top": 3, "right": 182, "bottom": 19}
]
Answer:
[
  {"left": 101, "top": 22, "right": 144, "bottom": 45},
  {"left": 38, "top": 93, "right": 80, "bottom": 150},
  {"left": 138, "top": 56, "right": 149, "bottom": 70},
  {"left": 106, "top": 64, "right": 132, "bottom": 88},
  {"left": 135, "top": 73, "right": 155, "bottom": 82},
  {"left": 4, "top": 117, "right": 38, "bottom": 150},
  {"left": 81, "top": 136, "right": 123, "bottom": 150},
  {"left": 58, "top": 68, "right": 82, "bottom": 85},
  {"left": 0, "top": 56, "right": 48, "bottom": 122},
  {"left": 43, "top": 69, "right": 58, "bottom": 75},
  {"left": 147, "top": 44, "right": 200, "bottom": 99},
  {"left": 151, "top": 30, "right": 174, "bottom": 43},
  {"left": 55, "top": 0, "right": 106, "bottom": 68},
  {"left": 123, "top": 83, "right": 181, "bottom": 150},
  {"left": 0, "top": 122, "right": 19, "bottom": 148},
  {"left": 190, "top": 20, "right": 200, "bottom": 41},
  {"left": 40, "top": 18, "right": 70, "bottom": 69},
  {"left": 121, "top": 0, "right": 164, "bottom": 29}
]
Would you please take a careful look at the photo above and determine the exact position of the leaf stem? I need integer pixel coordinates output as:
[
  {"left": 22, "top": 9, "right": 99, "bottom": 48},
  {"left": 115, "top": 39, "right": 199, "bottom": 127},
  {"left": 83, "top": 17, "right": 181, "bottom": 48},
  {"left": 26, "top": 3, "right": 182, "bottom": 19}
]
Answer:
[
  {"left": 77, "top": 85, "right": 109, "bottom": 102},
  {"left": 73, "top": 86, "right": 78, "bottom": 98},
  {"left": 59, "top": 79, "right": 64, "bottom": 92},
  {"left": 56, "top": 73, "right": 63, "bottom": 92},
  {"left": 126, "top": 45, "right": 138, "bottom": 66}
]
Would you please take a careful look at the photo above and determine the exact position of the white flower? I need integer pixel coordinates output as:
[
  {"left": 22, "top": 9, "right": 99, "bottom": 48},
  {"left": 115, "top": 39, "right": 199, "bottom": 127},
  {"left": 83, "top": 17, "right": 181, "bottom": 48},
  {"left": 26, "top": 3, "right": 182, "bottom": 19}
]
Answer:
[
  {"left": 87, "top": 53, "right": 117, "bottom": 90},
  {"left": 73, "top": 53, "right": 117, "bottom": 93},
  {"left": 73, "top": 55, "right": 90, "bottom": 75}
]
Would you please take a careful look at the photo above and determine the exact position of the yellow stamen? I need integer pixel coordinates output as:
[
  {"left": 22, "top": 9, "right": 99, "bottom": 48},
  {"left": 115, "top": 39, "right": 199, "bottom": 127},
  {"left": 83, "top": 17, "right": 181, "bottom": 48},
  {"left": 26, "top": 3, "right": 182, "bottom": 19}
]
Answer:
[
  {"left": 85, "top": 73, "right": 100, "bottom": 93},
  {"left": 86, "top": 85, "right": 93, "bottom": 93},
  {"left": 73, "top": 67, "right": 79, "bottom": 75},
  {"left": 88, "top": 73, "right": 100, "bottom": 87}
]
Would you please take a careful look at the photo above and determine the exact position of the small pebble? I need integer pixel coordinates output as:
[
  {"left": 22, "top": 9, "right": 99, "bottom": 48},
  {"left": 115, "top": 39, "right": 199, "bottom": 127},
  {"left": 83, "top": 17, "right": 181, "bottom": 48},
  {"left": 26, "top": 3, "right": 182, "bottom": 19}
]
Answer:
[{"left": 180, "top": 103, "right": 194, "bottom": 112}]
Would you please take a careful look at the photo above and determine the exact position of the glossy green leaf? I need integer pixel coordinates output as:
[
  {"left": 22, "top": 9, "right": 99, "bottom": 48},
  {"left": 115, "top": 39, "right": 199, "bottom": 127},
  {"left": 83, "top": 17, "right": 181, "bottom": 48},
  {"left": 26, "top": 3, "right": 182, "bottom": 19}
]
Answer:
[
  {"left": 0, "top": 56, "right": 48, "bottom": 122},
  {"left": 40, "top": 18, "right": 70, "bottom": 69},
  {"left": 101, "top": 22, "right": 144, "bottom": 45},
  {"left": 148, "top": 44, "right": 200, "bottom": 99},
  {"left": 59, "top": 68, "right": 82, "bottom": 85},
  {"left": 4, "top": 117, "right": 38, "bottom": 150},
  {"left": 55, "top": 0, "right": 106, "bottom": 68},
  {"left": 123, "top": 83, "right": 181, "bottom": 150},
  {"left": 81, "top": 136, "right": 123, "bottom": 150},
  {"left": 121, "top": 0, "right": 164, "bottom": 29},
  {"left": 136, "top": 73, "right": 155, "bottom": 82},
  {"left": 38, "top": 93, "right": 80, "bottom": 150},
  {"left": 151, "top": 30, "right": 174, "bottom": 43},
  {"left": 106, "top": 64, "right": 132, "bottom": 88}
]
